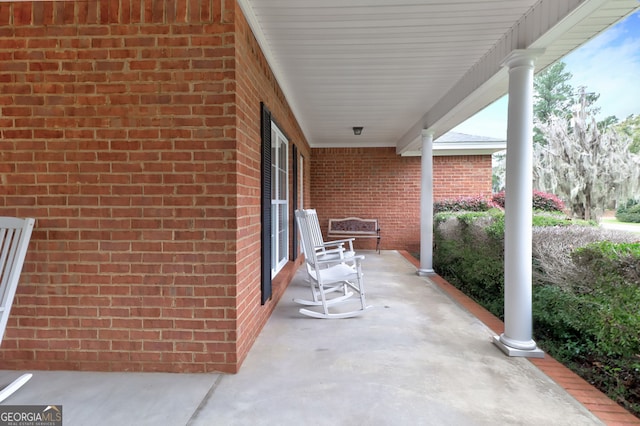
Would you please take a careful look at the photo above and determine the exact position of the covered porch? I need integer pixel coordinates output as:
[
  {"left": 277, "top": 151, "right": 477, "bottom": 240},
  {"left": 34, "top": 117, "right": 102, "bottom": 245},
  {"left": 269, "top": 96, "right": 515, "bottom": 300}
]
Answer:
[
  {"left": 242, "top": 0, "right": 640, "bottom": 358},
  {"left": 1, "top": 0, "right": 639, "bottom": 375},
  {"left": 2, "top": 251, "right": 634, "bottom": 425}
]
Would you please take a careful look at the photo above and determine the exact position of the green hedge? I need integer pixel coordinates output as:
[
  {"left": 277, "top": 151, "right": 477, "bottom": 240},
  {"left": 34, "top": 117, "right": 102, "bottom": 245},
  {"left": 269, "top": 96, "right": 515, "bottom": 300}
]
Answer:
[
  {"left": 535, "top": 241, "right": 640, "bottom": 360},
  {"left": 434, "top": 211, "right": 505, "bottom": 316},
  {"left": 433, "top": 196, "right": 492, "bottom": 213},
  {"left": 616, "top": 199, "right": 640, "bottom": 223},
  {"left": 433, "top": 210, "right": 594, "bottom": 318}
]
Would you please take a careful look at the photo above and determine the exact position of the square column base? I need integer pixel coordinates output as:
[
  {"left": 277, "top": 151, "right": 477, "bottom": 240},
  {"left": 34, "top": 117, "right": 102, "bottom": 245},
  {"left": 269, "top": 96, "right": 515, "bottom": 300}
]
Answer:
[{"left": 492, "top": 335, "right": 545, "bottom": 358}]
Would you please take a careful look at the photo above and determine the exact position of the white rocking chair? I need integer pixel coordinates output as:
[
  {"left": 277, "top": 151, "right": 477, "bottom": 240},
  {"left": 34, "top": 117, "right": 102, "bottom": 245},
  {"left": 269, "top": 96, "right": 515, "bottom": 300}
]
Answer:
[
  {"left": 0, "top": 217, "right": 35, "bottom": 403},
  {"left": 294, "top": 209, "right": 358, "bottom": 306},
  {"left": 294, "top": 210, "right": 371, "bottom": 319}
]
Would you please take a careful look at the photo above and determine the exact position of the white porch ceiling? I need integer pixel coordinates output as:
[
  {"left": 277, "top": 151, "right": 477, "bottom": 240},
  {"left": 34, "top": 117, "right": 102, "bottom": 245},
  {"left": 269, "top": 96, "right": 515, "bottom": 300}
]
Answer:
[{"left": 238, "top": 0, "right": 640, "bottom": 154}]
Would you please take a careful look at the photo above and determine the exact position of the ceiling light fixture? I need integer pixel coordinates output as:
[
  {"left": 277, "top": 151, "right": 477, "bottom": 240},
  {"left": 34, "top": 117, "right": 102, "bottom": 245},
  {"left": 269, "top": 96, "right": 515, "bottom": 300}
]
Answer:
[{"left": 353, "top": 126, "right": 363, "bottom": 136}]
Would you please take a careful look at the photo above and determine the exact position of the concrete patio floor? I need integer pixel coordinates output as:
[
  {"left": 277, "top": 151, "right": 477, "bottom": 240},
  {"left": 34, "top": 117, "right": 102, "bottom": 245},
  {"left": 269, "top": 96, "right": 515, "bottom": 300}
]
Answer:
[{"left": 0, "top": 250, "right": 624, "bottom": 425}]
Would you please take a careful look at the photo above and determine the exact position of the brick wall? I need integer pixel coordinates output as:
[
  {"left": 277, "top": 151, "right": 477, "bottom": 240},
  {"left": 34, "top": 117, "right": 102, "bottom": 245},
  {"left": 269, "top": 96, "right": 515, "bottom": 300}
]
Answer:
[
  {"left": 233, "top": 3, "right": 310, "bottom": 365},
  {"left": 434, "top": 155, "right": 493, "bottom": 200},
  {"left": 311, "top": 148, "right": 492, "bottom": 254},
  {"left": 0, "top": 0, "right": 489, "bottom": 373},
  {"left": 0, "top": 0, "right": 306, "bottom": 374}
]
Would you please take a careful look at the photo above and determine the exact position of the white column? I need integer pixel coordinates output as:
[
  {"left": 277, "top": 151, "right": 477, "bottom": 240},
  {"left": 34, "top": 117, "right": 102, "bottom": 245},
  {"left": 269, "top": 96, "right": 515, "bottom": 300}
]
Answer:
[
  {"left": 493, "top": 50, "right": 544, "bottom": 358},
  {"left": 418, "top": 130, "right": 435, "bottom": 276}
]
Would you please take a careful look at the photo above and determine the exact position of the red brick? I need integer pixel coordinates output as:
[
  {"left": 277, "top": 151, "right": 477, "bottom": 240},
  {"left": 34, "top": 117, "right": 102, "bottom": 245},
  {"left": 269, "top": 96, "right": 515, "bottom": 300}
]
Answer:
[
  {"left": 0, "top": 0, "right": 305, "bottom": 376},
  {"left": 311, "top": 148, "right": 492, "bottom": 252}
]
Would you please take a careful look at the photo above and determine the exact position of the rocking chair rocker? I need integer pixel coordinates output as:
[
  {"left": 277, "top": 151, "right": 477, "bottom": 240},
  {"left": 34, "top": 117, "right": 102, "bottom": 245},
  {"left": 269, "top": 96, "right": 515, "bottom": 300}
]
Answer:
[
  {"left": 0, "top": 217, "right": 35, "bottom": 403},
  {"left": 294, "top": 210, "right": 372, "bottom": 319}
]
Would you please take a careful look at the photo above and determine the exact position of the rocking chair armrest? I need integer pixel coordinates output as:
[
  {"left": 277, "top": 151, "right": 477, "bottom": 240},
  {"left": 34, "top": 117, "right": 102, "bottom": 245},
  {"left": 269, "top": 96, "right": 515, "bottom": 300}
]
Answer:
[
  {"left": 315, "top": 246, "right": 345, "bottom": 256},
  {"left": 323, "top": 237, "right": 355, "bottom": 245},
  {"left": 316, "top": 254, "right": 364, "bottom": 267},
  {"left": 315, "top": 243, "right": 352, "bottom": 255},
  {"left": 315, "top": 241, "right": 344, "bottom": 250},
  {"left": 319, "top": 238, "right": 355, "bottom": 252}
]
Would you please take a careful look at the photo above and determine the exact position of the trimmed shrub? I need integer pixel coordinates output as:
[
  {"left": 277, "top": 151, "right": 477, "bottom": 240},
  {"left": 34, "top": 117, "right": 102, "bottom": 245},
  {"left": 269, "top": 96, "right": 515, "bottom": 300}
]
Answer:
[
  {"left": 533, "top": 190, "right": 566, "bottom": 212},
  {"left": 532, "top": 226, "right": 636, "bottom": 291},
  {"left": 616, "top": 199, "right": 640, "bottom": 223},
  {"left": 491, "top": 190, "right": 565, "bottom": 212},
  {"left": 434, "top": 210, "right": 596, "bottom": 317},
  {"left": 433, "top": 196, "right": 492, "bottom": 214},
  {"left": 433, "top": 211, "right": 505, "bottom": 317},
  {"left": 572, "top": 241, "right": 640, "bottom": 287},
  {"left": 491, "top": 191, "right": 505, "bottom": 209},
  {"left": 533, "top": 285, "right": 599, "bottom": 359},
  {"left": 534, "top": 241, "right": 640, "bottom": 362}
]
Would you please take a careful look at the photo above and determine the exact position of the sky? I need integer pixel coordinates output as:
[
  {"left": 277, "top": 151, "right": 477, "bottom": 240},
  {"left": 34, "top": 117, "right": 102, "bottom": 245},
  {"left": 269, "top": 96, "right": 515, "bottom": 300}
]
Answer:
[{"left": 453, "top": 10, "right": 640, "bottom": 139}]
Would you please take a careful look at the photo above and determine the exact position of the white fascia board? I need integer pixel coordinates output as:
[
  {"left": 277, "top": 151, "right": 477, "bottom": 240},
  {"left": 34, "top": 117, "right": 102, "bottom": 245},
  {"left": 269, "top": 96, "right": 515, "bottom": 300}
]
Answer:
[
  {"left": 396, "top": 0, "right": 610, "bottom": 156},
  {"left": 401, "top": 141, "right": 507, "bottom": 157}
]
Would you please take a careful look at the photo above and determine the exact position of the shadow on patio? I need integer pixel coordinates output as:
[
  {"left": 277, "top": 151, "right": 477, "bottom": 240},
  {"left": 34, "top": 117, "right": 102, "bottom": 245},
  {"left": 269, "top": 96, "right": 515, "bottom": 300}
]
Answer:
[{"left": 1, "top": 251, "right": 632, "bottom": 425}]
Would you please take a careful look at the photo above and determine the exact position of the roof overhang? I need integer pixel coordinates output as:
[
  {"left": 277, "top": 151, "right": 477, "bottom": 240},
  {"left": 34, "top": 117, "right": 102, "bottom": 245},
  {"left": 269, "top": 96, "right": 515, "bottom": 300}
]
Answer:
[
  {"left": 238, "top": 0, "right": 640, "bottom": 155},
  {"left": 402, "top": 132, "right": 507, "bottom": 157},
  {"left": 421, "top": 142, "right": 506, "bottom": 157},
  {"left": 395, "top": 0, "right": 640, "bottom": 154}
]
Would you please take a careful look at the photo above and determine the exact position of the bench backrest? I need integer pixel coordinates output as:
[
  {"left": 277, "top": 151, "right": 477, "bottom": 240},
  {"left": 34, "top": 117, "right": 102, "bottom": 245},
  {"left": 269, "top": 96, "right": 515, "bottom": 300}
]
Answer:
[{"left": 328, "top": 217, "right": 378, "bottom": 235}]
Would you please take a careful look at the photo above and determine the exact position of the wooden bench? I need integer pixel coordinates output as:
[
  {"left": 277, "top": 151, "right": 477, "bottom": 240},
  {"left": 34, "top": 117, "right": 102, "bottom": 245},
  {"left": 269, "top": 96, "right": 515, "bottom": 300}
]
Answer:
[{"left": 328, "top": 217, "right": 380, "bottom": 253}]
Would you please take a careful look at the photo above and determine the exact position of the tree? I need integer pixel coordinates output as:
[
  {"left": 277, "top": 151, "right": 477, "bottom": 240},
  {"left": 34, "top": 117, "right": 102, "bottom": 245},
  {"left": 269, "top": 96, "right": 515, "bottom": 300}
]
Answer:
[
  {"left": 533, "top": 89, "right": 640, "bottom": 221},
  {"left": 534, "top": 61, "right": 574, "bottom": 124},
  {"left": 615, "top": 114, "right": 640, "bottom": 154},
  {"left": 597, "top": 115, "right": 619, "bottom": 132},
  {"left": 533, "top": 62, "right": 614, "bottom": 139},
  {"left": 492, "top": 151, "right": 506, "bottom": 193}
]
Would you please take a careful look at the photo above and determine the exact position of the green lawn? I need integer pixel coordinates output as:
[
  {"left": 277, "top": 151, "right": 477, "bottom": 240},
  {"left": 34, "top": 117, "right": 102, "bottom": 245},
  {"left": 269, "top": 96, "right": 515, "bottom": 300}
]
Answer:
[{"left": 600, "top": 217, "right": 640, "bottom": 234}]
